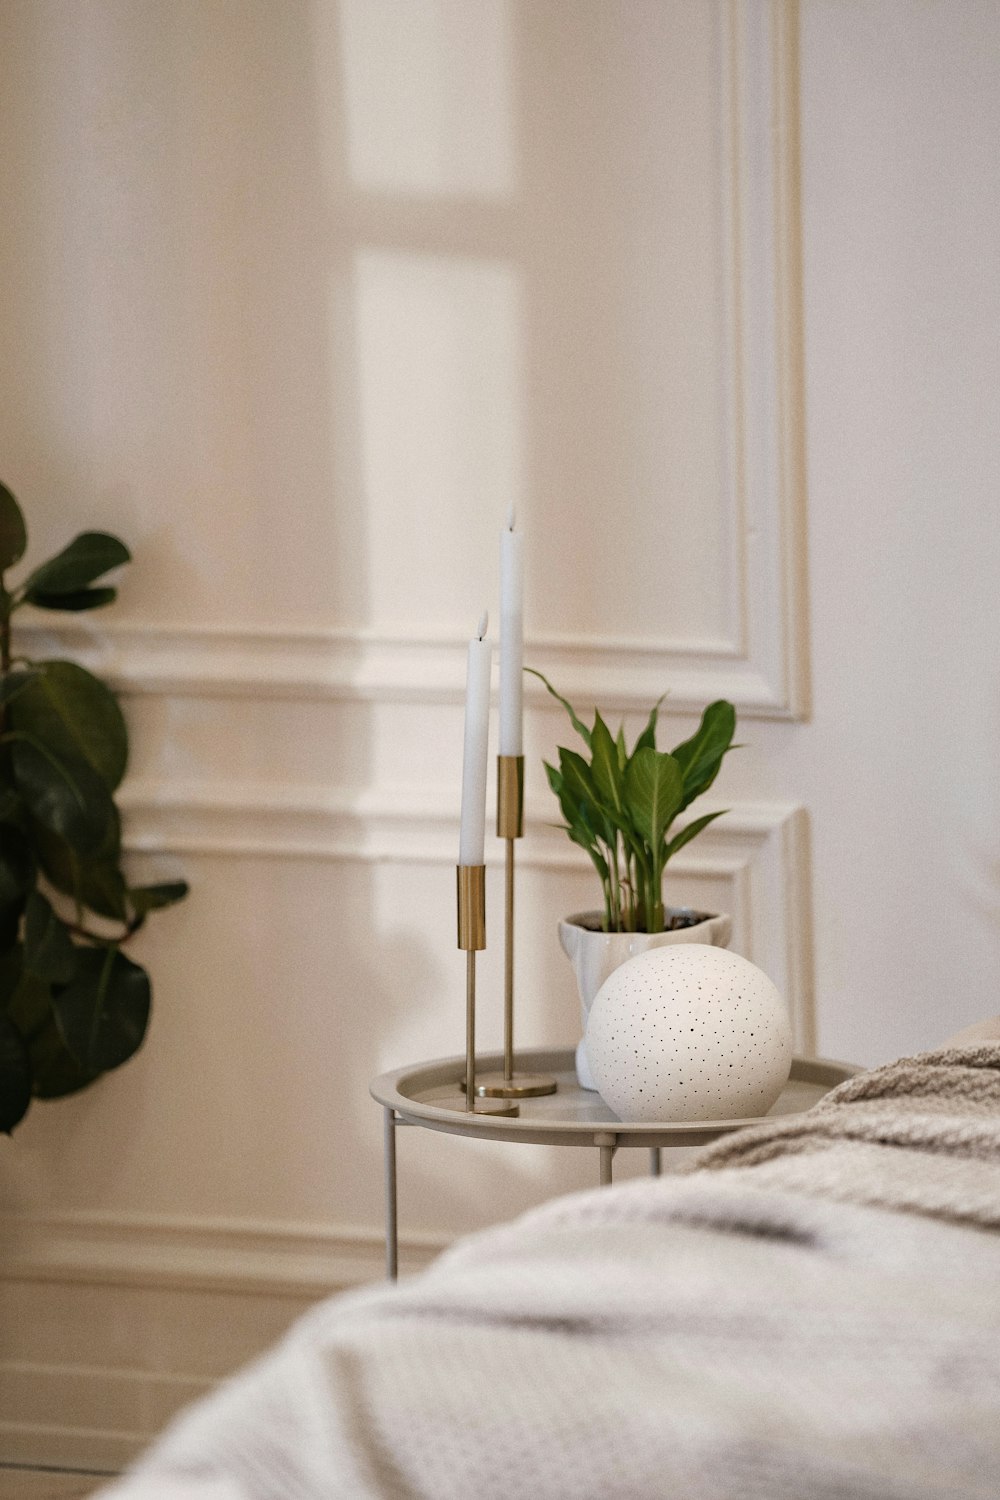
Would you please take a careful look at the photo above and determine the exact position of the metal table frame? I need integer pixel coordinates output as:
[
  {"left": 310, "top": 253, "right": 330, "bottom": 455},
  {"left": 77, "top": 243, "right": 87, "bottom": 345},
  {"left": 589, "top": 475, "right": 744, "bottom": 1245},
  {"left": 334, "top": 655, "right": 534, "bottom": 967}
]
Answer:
[{"left": 371, "top": 1047, "right": 858, "bottom": 1280}]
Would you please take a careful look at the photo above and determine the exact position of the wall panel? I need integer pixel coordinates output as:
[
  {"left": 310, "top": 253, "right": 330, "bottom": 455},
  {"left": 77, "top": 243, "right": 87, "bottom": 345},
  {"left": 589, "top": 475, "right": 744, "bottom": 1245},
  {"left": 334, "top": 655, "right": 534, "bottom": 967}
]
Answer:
[{"left": 0, "top": 1, "right": 813, "bottom": 1469}]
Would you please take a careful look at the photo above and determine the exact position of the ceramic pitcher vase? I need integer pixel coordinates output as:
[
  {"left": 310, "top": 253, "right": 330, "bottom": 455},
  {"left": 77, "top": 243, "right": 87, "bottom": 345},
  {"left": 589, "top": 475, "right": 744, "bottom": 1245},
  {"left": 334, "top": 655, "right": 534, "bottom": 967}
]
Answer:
[{"left": 559, "top": 909, "right": 732, "bottom": 1089}]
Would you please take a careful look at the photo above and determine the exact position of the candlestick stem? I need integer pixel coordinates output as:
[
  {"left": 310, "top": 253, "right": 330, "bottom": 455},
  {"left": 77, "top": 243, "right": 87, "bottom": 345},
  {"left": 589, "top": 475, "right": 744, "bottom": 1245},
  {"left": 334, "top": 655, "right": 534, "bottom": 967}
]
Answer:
[
  {"left": 475, "top": 757, "right": 557, "bottom": 1101},
  {"left": 504, "top": 836, "right": 515, "bottom": 1083},
  {"left": 452, "top": 864, "right": 518, "bottom": 1118},
  {"left": 466, "top": 948, "right": 476, "bottom": 1111}
]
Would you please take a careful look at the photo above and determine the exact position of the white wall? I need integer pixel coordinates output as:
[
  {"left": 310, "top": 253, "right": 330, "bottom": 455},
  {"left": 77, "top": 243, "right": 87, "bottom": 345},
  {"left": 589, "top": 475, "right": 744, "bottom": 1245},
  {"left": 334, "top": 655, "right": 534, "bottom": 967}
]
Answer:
[{"left": 1, "top": 0, "right": 998, "bottom": 1466}]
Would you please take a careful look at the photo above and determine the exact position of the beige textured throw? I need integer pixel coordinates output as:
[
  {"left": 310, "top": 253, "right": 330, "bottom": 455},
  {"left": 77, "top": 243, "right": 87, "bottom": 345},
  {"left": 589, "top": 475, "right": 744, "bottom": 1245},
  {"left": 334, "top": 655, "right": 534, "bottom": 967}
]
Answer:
[{"left": 100, "top": 1045, "right": 1000, "bottom": 1499}]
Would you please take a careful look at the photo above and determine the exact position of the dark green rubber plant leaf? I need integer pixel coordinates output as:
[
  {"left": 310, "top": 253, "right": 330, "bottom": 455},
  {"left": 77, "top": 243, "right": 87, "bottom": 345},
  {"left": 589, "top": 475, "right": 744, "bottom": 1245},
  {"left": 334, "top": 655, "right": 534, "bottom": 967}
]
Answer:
[
  {"left": 7, "top": 971, "right": 54, "bottom": 1046},
  {"left": 23, "top": 890, "right": 78, "bottom": 985},
  {"left": 11, "top": 737, "right": 120, "bottom": 855},
  {"left": 29, "top": 1015, "right": 100, "bottom": 1098},
  {"left": 128, "top": 881, "right": 189, "bottom": 917},
  {"left": 9, "top": 660, "right": 128, "bottom": 790},
  {"left": 53, "top": 946, "right": 150, "bottom": 1073},
  {"left": 28, "top": 586, "right": 118, "bottom": 613},
  {"left": 22, "top": 531, "right": 130, "bottom": 599},
  {"left": 0, "top": 668, "right": 41, "bottom": 709},
  {"left": 0, "top": 1012, "right": 32, "bottom": 1131},
  {"left": 32, "top": 822, "right": 127, "bottom": 922},
  {"left": 0, "top": 482, "right": 27, "bottom": 573},
  {"left": 0, "top": 825, "right": 33, "bottom": 908}
]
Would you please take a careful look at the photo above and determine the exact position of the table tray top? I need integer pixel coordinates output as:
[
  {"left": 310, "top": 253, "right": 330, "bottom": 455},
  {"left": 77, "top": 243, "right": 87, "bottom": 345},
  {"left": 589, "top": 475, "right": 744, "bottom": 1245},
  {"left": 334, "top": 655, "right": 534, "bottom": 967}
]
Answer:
[{"left": 370, "top": 1047, "right": 861, "bottom": 1149}]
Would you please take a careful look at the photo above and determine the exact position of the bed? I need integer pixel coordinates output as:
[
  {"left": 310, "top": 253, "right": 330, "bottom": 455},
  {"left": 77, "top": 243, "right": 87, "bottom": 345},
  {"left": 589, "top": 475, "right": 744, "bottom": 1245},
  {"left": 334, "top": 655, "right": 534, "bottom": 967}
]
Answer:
[{"left": 98, "top": 1030, "right": 1000, "bottom": 1499}]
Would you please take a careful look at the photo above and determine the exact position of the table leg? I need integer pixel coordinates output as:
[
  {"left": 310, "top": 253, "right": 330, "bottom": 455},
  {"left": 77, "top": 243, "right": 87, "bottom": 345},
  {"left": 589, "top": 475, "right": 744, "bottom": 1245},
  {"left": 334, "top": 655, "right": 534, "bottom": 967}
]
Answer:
[
  {"left": 384, "top": 1106, "right": 398, "bottom": 1281},
  {"left": 595, "top": 1132, "right": 617, "bottom": 1186},
  {"left": 649, "top": 1147, "right": 662, "bottom": 1177}
]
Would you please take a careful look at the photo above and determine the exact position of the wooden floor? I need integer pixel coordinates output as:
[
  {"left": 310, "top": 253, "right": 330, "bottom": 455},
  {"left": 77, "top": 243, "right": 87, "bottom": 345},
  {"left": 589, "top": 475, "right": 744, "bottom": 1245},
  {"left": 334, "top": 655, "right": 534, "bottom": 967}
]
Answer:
[{"left": 0, "top": 1469, "right": 113, "bottom": 1499}]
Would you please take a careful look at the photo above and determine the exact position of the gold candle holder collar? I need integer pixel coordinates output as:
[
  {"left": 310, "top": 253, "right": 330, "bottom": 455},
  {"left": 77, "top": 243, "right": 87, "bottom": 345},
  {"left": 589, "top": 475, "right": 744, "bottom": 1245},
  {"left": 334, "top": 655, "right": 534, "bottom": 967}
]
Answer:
[{"left": 451, "top": 864, "right": 518, "bottom": 1118}]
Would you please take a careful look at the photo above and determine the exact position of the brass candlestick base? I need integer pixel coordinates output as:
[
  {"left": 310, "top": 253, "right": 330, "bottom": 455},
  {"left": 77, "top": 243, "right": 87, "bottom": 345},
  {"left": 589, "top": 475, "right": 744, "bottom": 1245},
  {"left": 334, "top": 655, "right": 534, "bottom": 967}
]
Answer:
[
  {"left": 487, "top": 755, "right": 557, "bottom": 1100},
  {"left": 472, "top": 1070, "right": 559, "bottom": 1099},
  {"left": 447, "top": 864, "right": 518, "bottom": 1119}
]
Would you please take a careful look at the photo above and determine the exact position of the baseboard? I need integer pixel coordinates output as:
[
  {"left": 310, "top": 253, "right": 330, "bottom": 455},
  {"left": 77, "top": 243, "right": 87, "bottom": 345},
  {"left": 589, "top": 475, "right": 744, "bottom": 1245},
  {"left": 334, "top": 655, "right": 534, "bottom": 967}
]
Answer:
[{"left": 0, "top": 1211, "right": 449, "bottom": 1471}]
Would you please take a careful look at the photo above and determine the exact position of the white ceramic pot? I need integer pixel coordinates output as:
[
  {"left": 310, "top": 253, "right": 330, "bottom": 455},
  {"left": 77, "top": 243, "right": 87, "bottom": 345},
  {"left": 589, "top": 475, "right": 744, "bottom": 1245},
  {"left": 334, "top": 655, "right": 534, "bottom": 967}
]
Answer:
[{"left": 559, "top": 909, "right": 731, "bottom": 1089}]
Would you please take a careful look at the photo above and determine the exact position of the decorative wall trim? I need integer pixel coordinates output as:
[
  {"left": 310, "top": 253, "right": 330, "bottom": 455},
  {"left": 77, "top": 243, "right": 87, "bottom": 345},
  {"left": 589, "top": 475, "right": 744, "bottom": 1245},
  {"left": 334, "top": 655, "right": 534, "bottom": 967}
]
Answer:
[
  {"left": 18, "top": 615, "right": 798, "bottom": 720},
  {"left": 1, "top": 1209, "right": 444, "bottom": 1296},
  {"left": 0, "top": 1211, "right": 447, "bottom": 1471},
  {"left": 15, "top": 1, "right": 806, "bottom": 721},
  {"left": 119, "top": 785, "right": 814, "bottom": 1051},
  {"left": 717, "top": 0, "right": 810, "bottom": 719}
]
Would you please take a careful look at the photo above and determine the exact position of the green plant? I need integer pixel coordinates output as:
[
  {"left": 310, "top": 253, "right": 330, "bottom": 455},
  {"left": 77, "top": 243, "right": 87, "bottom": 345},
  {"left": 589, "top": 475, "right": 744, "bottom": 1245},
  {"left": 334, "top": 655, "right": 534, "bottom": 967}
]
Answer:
[
  {"left": 532, "top": 670, "right": 736, "bottom": 935},
  {"left": 0, "top": 481, "right": 188, "bottom": 1133}
]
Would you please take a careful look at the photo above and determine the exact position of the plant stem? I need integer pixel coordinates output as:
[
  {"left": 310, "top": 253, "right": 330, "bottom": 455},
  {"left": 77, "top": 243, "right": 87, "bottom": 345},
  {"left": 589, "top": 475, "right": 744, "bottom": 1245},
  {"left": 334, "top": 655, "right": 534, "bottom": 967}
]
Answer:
[{"left": 63, "top": 913, "right": 144, "bottom": 946}]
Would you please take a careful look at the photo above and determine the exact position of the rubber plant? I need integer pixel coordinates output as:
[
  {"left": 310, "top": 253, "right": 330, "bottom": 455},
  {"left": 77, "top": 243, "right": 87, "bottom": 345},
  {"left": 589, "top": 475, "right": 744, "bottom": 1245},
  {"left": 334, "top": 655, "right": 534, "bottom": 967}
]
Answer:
[
  {"left": 530, "top": 669, "right": 736, "bottom": 934},
  {"left": 0, "top": 481, "right": 187, "bottom": 1133}
]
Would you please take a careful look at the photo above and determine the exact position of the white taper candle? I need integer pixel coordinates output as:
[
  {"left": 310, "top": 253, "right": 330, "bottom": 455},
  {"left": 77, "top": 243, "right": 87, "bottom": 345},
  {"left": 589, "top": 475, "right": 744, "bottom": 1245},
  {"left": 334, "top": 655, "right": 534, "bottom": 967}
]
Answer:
[
  {"left": 499, "top": 508, "right": 524, "bottom": 756},
  {"left": 459, "top": 613, "right": 492, "bottom": 865}
]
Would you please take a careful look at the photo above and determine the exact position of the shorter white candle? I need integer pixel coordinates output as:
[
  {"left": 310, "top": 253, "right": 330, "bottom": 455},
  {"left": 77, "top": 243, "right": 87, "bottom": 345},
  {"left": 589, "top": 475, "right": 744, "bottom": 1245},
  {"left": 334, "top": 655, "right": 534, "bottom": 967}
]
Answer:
[
  {"left": 459, "top": 613, "right": 492, "bottom": 866},
  {"left": 499, "top": 507, "right": 523, "bottom": 757}
]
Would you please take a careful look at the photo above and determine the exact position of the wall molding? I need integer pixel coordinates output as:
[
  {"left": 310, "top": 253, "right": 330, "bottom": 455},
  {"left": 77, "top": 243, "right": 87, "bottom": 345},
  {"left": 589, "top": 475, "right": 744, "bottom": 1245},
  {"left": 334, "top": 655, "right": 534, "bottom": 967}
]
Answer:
[
  {"left": 17, "top": 615, "right": 798, "bottom": 720},
  {"left": 1, "top": 1208, "right": 444, "bottom": 1297},
  {"left": 0, "top": 1210, "right": 446, "bottom": 1471},
  {"left": 119, "top": 785, "right": 814, "bottom": 1051},
  {"left": 12, "top": 2, "right": 807, "bottom": 721}
]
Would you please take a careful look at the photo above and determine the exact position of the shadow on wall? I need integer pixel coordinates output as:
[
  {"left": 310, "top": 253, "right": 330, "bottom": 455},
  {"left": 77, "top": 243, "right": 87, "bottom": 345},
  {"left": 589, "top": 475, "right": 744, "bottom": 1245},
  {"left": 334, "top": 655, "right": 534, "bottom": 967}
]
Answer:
[{"left": 0, "top": 0, "right": 731, "bottom": 1242}]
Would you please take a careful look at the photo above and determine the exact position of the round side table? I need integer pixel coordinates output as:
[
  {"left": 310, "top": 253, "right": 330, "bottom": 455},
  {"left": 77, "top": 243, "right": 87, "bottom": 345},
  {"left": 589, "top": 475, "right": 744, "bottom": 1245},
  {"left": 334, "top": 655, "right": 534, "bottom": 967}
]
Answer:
[{"left": 370, "top": 1046, "right": 859, "bottom": 1279}]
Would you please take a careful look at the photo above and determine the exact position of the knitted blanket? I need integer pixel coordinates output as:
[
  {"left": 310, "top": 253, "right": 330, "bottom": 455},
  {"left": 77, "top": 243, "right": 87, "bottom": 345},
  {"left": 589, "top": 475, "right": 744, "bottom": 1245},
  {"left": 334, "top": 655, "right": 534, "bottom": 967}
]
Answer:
[{"left": 101, "top": 1044, "right": 1000, "bottom": 1499}]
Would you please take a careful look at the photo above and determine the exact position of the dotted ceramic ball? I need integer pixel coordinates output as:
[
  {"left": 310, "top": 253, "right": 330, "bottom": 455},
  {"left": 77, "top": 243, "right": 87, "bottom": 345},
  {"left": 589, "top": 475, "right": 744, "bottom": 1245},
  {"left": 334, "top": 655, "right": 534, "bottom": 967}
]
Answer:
[{"left": 585, "top": 944, "right": 792, "bottom": 1123}]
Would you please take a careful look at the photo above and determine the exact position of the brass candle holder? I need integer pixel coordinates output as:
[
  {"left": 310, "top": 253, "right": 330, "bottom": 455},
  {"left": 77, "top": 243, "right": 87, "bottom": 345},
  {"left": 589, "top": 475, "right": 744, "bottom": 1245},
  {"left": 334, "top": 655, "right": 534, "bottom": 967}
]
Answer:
[
  {"left": 472, "top": 756, "right": 557, "bottom": 1099},
  {"left": 450, "top": 863, "right": 518, "bottom": 1118}
]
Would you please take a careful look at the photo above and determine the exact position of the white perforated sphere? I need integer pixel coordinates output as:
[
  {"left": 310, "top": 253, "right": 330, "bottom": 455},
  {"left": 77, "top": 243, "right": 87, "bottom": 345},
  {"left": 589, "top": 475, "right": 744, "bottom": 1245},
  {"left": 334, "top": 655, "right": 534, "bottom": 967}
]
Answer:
[{"left": 585, "top": 944, "right": 792, "bottom": 1122}]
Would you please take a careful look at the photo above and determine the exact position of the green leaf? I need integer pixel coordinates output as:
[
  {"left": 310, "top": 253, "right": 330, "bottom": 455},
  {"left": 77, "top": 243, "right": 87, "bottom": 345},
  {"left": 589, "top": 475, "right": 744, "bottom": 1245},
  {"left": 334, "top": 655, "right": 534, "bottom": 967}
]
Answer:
[
  {"left": 23, "top": 891, "right": 77, "bottom": 985},
  {"left": 664, "top": 808, "right": 728, "bottom": 861},
  {"left": 0, "top": 783, "right": 23, "bottom": 824},
  {"left": 590, "top": 712, "right": 626, "bottom": 820},
  {"left": 0, "top": 942, "right": 22, "bottom": 1007},
  {"left": 11, "top": 736, "right": 120, "bottom": 854},
  {"left": 52, "top": 946, "right": 150, "bottom": 1073},
  {"left": 670, "top": 700, "right": 736, "bottom": 811},
  {"left": 0, "top": 906, "right": 18, "bottom": 950},
  {"left": 9, "top": 660, "right": 128, "bottom": 790},
  {"left": 624, "top": 748, "right": 683, "bottom": 854},
  {"left": 558, "top": 747, "right": 602, "bottom": 819},
  {"left": 7, "top": 971, "right": 54, "bottom": 1044},
  {"left": 0, "top": 482, "right": 27, "bottom": 573},
  {"left": 28, "top": 586, "right": 117, "bottom": 613},
  {"left": 31, "top": 823, "right": 127, "bottom": 922},
  {"left": 569, "top": 826, "right": 610, "bottom": 884},
  {"left": 632, "top": 692, "right": 667, "bottom": 758},
  {"left": 128, "top": 881, "right": 188, "bottom": 917},
  {"left": 0, "top": 1012, "right": 32, "bottom": 1131},
  {"left": 0, "top": 825, "right": 32, "bottom": 907},
  {"left": 524, "top": 668, "right": 592, "bottom": 749},
  {"left": 28, "top": 1014, "right": 100, "bottom": 1098},
  {"left": 22, "top": 531, "right": 130, "bottom": 599},
  {"left": 0, "top": 668, "right": 41, "bottom": 709}
]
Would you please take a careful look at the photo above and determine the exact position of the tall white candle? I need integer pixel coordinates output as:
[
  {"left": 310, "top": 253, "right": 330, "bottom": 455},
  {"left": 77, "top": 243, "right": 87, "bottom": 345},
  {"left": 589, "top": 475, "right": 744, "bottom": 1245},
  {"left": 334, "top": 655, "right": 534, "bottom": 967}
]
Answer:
[
  {"left": 499, "top": 507, "right": 524, "bottom": 757},
  {"left": 459, "top": 612, "right": 492, "bottom": 866}
]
